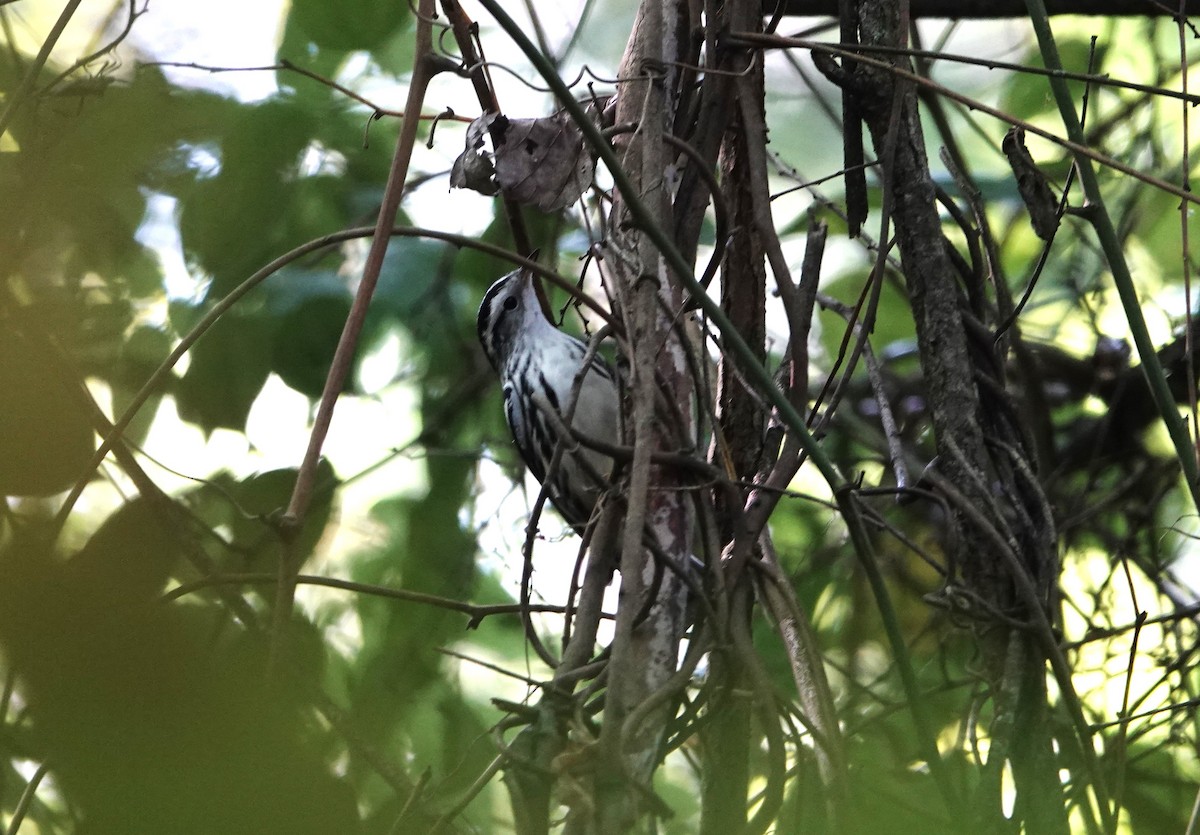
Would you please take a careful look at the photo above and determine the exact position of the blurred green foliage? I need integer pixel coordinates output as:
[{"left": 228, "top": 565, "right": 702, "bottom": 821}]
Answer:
[{"left": 0, "top": 5, "right": 1197, "bottom": 834}]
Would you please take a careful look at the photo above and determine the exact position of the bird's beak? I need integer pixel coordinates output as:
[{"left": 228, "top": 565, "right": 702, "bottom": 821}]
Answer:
[
  {"left": 521, "top": 249, "right": 540, "bottom": 287},
  {"left": 518, "top": 253, "right": 552, "bottom": 319},
  {"left": 518, "top": 249, "right": 540, "bottom": 290}
]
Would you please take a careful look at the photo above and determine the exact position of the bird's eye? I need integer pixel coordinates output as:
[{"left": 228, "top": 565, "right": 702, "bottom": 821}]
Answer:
[{"left": 503, "top": 296, "right": 518, "bottom": 311}]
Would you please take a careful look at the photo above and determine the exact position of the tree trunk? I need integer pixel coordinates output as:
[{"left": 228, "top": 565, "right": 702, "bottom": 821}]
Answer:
[
  {"left": 585, "top": 0, "right": 697, "bottom": 831},
  {"left": 844, "top": 1, "right": 1070, "bottom": 831}
]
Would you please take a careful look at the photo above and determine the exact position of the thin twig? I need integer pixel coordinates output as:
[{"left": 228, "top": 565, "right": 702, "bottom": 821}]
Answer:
[
  {"left": 164, "top": 572, "right": 573, "bottom": 623},
  {"left": 439, "top": 0, "right": 533, "bottom": 258},
  {"left": 729, "top": 31, "right": 1200, "bottom": 208},
  {"left": 1178, "top": 7, "right": 1199, "bottom": 469},
  {"left": 737, "top": 30, "right": 1200, "bottom": 105},
  {"left": 993, "top": 36, "right": 1099, "bottom": 340},
  {"left": 0, "top": 0, "right": 85, "bottom": 139},
  {"left": 475, "top": 0, "right": 853, "bottom": 501},
  {"left": 51, "top": 226, "right": 558, "bottom": 541},
  {"left": 1022, "top": 0, "right": 1200, "bottom": 518},
  {"left": 273, "top": 11, "right": 459, "bottom": 670},
  {"left": 4, "top": 762, "right": 49, "bottom": 835},
  {"left": 429, "top": 755, "right": 504, "bottom": 833},
  {"left": 38, "top": 0, "right": 144, "bottom": 96}
]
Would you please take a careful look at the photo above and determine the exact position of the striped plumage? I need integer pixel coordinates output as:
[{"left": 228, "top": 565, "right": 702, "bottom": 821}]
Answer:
[{"left": 477, "top": 268, "right": 619, "bottom": 529}]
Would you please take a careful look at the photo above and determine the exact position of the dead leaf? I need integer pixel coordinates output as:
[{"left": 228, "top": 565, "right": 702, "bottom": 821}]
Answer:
[
  {"left": 1002, "top": 127, "right": 1060, "bottom": 241},
  {"left": 450, "top": 112, "right": 500, "bottom": 196},
  {"left": 452, "top": 111, "right": 595, "bottom": 211},
  {"left": 492, "top": 113, "right": 594, "bottom": 211}
]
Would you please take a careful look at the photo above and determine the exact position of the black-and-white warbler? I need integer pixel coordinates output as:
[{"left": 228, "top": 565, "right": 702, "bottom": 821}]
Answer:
[{"left": 477, "top": 267, "right": 619, "bottom": 529}]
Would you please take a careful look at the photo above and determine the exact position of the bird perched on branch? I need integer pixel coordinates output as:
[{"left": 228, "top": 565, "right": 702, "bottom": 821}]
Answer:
[{"left": 476, "top": 266, "right": 620, "bottom": 530}]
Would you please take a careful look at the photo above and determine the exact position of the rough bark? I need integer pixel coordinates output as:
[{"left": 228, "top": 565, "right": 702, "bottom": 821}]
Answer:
[
  {"left": 586, "top": 0, "right": 697, "bottom": 830},
  {"left": 849, "top": 0, "right": 1001, "bottom": 594},
  {"left": 699, "top": 24, "right": 766, "bottom": 833},
  {"left": 844, "top": 1, "right": 1069, "bottom": 832}
]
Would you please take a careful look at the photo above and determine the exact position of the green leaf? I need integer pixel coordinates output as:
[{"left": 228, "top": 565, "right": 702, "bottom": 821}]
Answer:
[
  {"left": 271, "top": 292, "right": 353, "bottom": 398},
  {"left": 175, "top": 311, "right": 272, "bottom": 433},
  {"left": 108, "top": 325, "right": 173, "bottom": 446},
  {"left": 1, "top": 67, "right": 231, "bottom": 291},
  {"left": 261, "top": 265, "right": 390, "bottom": 398},
  {"left": 370, "top": 21, "right": 419, "bottom": 77},
  {"left": 0, "top": 534, "right": 359, "bottom": 835},
  {"left": 1000, "top": 37, "right": 1104, "bottom": 124},
  {"left": 1123, "top": 737, "right": 1199, "bottom": 832},
  {"left": 177, "top": 98, "right": 321, "bottom": 296},
  {"left": 69, "top": 495, "right": 186, "bottom": 602},
  {"left": 343, "top": 455, "right": 477, "bottom": 757},
  {"left": 289, "top": 0, "right": 412, "bottom": 52},
  {"left": 816, "top": 267, "right": 916, "bottom": 362},
  {"left": 374, "top": 237, "right": 451, "bottom": 322},
  {"left": 190, "top": 462, "right": 339, "bottom": 576},
  {"left": 0, "top": 328, "right": 95, "bottom": 496},
  {"left": 276, "top": 18, "right": 350, "bottom": 95}
]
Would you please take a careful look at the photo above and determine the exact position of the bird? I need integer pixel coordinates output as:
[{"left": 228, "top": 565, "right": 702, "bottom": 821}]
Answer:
[{"left": 476, "top": 266, "right": 620, "bottom": 530}]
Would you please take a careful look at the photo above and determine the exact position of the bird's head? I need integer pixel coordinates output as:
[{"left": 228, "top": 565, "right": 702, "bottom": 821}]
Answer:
[{"left": 477, "top": 267, "right": 544, "bottom": 370}]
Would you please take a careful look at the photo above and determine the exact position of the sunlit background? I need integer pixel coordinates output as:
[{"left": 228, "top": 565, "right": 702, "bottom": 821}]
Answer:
[{"left": 3, "top": 0, "right": 1200, "bottom": 831}]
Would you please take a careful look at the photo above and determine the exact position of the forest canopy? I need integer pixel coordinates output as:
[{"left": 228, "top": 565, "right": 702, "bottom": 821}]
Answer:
[{"left": 1, "top": 1, "right": 1199, "bottom": 833}]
